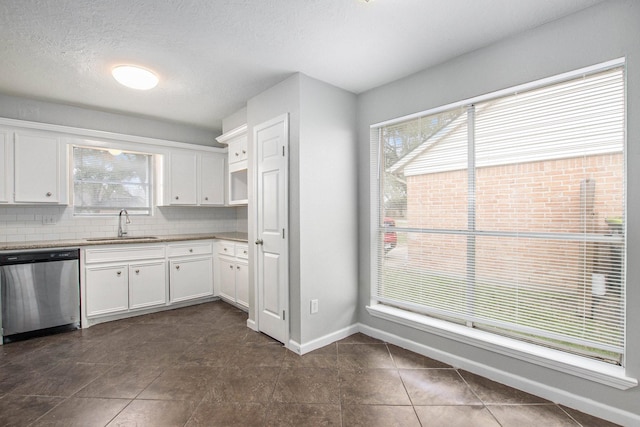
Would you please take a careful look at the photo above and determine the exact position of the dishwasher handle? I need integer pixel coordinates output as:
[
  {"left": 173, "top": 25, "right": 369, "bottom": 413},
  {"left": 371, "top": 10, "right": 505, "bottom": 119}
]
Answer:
[{"left": 0, "top": 249, "right": 79, "bottom": 266}]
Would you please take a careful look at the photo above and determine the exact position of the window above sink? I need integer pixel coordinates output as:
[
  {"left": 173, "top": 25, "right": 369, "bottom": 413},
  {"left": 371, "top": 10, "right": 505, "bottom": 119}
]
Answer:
[{"left": 73, "top": 146, "right": 154, "bottom": 216}]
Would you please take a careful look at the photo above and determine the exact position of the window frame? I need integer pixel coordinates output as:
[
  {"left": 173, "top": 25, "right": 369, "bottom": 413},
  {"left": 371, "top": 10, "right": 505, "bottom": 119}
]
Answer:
[{"left": 369, "top": 57, "right": 636, "bottom": 388}]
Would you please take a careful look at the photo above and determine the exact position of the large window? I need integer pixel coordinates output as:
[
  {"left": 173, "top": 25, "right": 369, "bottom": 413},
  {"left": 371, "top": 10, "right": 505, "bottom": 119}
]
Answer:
[
  {"left": 372, "top": 63, "right": 625, "bottom": 363},
  {"left": 73, "top": 146, "right": 153, "bottom": 215}
]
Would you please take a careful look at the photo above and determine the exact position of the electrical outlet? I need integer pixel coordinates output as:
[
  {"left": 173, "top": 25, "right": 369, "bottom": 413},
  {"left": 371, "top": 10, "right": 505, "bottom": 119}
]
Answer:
[
  {"left": 42, "top": 215, "right": 56, "bottom": 225},
  {"left": 310, "top": 299, "right": 319, "bottom": 314}
]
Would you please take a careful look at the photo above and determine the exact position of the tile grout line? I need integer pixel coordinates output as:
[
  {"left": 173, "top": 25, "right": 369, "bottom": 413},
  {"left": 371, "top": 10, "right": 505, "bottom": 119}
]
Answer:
[
  {"left": 455, "top": 369, "right": 504, "bottom": 426},
  {"left": 385, "top": 342, "right": 424, "bottom": 427}
]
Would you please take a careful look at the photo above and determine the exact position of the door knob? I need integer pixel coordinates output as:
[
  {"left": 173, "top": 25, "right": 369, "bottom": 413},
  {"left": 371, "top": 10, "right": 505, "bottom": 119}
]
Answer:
[{"left": 255, "top": 239, "right": 263, "bottom": 245}]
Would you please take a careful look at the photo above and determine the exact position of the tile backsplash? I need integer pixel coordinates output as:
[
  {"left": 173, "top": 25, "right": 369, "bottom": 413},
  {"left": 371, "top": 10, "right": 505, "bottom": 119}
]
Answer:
[{"left": 0, "top": 205, "right": 247, "bottom": 243}]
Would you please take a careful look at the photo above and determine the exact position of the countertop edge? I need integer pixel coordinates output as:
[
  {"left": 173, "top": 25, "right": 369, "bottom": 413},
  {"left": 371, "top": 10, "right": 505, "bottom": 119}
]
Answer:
[{"left": 0, "top": 232, "right": 249, "bottom": 251}]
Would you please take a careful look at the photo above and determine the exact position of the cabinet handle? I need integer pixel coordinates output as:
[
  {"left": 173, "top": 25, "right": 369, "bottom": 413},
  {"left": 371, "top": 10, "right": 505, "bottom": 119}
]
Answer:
[
  {"left": 189, "top": 248, "right": 193, "bottom": 253},
  {"left": 46, "top": 192, "right": 52, "bottom": 197},
  {"left": 242, "top": 150, "right": 246, "bottom": 154},
  {"left": 223, "top": 247, "right": 227, "bottom": 251},
  {"left": 135, "top": 269, "right": 140, "bottom": 274},
  {"left": 236, "top": 265, "right": 241, "bottom": 270},
  {"left": 243, "top": 250, "right": 247, "bottom": 255},
  {"left": 204, "top": 197, "right": 209, "bottom": 201},
  {"left": 116, "top": 271, "right": 122, "bottom": 276},
  {"left": 175, "top": 196, "right": 179, "bottom": 200},
  {"left": 235, "top": 152, "right": 239, "bottom": 156},
  {"left": 229, "top": 265, "right": 233, "bottom": 269},
  {"left": 175, "top": 265, "right": 180, "bottom": 270}
]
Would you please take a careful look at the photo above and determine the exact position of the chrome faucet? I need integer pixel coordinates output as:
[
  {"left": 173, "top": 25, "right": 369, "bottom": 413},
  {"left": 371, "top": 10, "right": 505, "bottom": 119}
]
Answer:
[{"left": 118, "top": 209, "right": 131, "bottom": 237}]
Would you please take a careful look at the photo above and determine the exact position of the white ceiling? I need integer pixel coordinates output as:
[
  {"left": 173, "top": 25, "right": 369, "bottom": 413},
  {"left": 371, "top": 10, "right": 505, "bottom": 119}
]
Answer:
[{"left": 0, "top": 0, "right": 604, "bottom": 132}]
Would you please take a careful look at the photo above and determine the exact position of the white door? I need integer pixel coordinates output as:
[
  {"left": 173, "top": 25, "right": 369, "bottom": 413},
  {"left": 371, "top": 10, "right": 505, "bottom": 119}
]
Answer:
[{"left": 255, "top": 114, "right": 289, "bottom": 344}]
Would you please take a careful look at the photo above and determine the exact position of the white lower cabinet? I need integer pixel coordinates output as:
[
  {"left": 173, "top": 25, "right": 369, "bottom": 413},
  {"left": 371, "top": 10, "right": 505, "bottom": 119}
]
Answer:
[
  {"left": 235, "top": 259, "right": 249, "bottom": 308},
  {"left": 84, "top": 245, "right": 167, "bottom": 319},
  {"left": 129, "top": 261, "right": 167, "bottom": 310},
  {"left": 83, "top": 239, "right": 245, "bottom": 323},
  {"left": 168, "top": 242, "right": 213, "bottom": 303},
  {"left": 85, "top": 264, "right": 129, "bottom": 317},
  {"left": 217, "top": 241, "right": 249, "bottom": 309}
]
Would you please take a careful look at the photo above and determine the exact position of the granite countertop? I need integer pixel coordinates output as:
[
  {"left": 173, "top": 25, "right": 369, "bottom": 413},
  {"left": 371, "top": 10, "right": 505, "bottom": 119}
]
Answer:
[{"left": 0, "top": 232, "right": 249, "bottom": 251}]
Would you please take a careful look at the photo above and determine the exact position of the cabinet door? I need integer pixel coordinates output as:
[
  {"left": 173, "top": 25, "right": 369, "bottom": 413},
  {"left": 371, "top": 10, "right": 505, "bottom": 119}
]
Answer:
[
  {"left": 228, "top": 134, "right": 248, "bottom": 164},
  {"left": 169, "top": 151, "right": 197, "bottom": 205},
  {"left": 129, "top": 261, "right": 166, "bottom": 310},
  {"left": 219, "top": 256, "right": 236, "bottom": 302},
  {"left": 85, "top": 265, "right": 129, "bottom": 317},
  {"left": 200, "top": 153, "right": 225, "bottom": 205},
  {"left": 14, "top": 132, "right": 64, "bottom": 203},
  {"left": 169, "top": 256, "right": 213, "bottom": 303},
  {"left": 235, "top": 260, "right": 249, "bottom": 309},
  {"left": 0, "top": 131, "right": 8, "bottom": 203}
]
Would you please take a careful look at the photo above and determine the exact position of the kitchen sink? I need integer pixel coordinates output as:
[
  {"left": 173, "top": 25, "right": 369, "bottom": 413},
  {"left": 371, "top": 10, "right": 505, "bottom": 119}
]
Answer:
[{"left": 85, "top": 236, "right": 160, "bottom": 242}]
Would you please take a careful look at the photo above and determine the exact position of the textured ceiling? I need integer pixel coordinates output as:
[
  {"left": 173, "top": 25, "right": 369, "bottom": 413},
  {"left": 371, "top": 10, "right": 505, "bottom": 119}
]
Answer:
[{"left": 0, "top": 0, "right": 604, "bottom": 132}]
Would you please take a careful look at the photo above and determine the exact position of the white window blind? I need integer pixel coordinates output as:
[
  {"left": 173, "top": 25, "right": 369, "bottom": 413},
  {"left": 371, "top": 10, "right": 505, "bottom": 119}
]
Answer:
[
  {"left": 372, "top": 65, "right": 625, "bottom": 363},
  {"left": 73, "top": 146, "right": 153, "bottom": 215}
]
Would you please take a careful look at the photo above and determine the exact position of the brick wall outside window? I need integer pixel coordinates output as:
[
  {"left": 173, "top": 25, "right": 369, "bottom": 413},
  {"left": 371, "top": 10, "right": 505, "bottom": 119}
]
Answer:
[{"left": 404, "top": 153, "right": 623, "bottom": 293}]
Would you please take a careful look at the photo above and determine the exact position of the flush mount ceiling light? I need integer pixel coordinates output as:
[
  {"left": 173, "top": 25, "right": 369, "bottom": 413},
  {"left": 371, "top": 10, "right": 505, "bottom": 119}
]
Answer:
[{"left": 111, "top": 65, "right": 159, "bottom": 90}]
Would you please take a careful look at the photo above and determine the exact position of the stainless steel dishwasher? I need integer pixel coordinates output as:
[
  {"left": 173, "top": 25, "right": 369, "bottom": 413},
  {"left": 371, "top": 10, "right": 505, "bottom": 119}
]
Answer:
[{"left": 0, "top": 248, "right": 80, "bottom": 342}]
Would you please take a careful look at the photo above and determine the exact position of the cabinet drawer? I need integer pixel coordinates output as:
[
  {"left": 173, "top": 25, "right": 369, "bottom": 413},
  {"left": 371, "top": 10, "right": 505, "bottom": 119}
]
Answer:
[
  {"left": 167, "top": 241, "right": 213, "bottom": 257},
  {"left": 85, "top": 245, "right": 166, "bottom": 264},
  {"left": 218, "top": 241, "right": 235, "bottom": 257},
  {"left": 236, "top": 244, "right": 249, "bottom": 260}
]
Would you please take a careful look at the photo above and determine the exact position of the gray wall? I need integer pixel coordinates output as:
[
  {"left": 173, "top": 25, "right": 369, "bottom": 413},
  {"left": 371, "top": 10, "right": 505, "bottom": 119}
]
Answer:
[
  {"left": 246, "top": 73, "right": 358, "bottom": 346},
  {"left": 0, "top": 93, "right": 219, "bottom": 146},
  {"left": 222, "top": 107, "right": 248, "bottom": 134},
  {"left": 298, "top": 74, "right": 358, "bottom": 344},
  {"left": 246, "top": 75, "right": 301, "bottom": 338},
  {"left": 357, "top": 0, "right": 640, "bottom": 422}
]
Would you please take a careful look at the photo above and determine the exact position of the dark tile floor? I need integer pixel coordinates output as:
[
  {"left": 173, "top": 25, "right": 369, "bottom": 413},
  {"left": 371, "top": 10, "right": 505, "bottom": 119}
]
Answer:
[{"left": 0, "top": 301, "right": 619, "bottom": 426}]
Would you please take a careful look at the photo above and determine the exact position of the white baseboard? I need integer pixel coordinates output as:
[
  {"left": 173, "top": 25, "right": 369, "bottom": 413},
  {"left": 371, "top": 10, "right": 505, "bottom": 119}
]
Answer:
[
  {"left": 246, "top": 318, "right": 257, "bottom": 331},
  {"left": 292, "top": 323, "right": 360, "bottom": 355},
  {"left": 358, "top": 323, "right": 640, "bottom": 427}
]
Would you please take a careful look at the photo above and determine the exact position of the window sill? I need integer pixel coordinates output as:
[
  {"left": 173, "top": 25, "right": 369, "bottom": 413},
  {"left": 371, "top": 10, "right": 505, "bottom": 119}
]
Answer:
[{"left": 366, "top": 303, "right": 637, "bottom": 390}]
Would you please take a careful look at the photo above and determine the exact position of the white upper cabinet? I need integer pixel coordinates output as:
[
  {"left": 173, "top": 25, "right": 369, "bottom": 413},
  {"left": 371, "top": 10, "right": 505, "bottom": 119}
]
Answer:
[
  {"left": 0, "top": 130, "right": 9, "bottom": 203},
  {"left": 14, "top": 131, "right": 66, "bottom": 203},
  {"left": 165, "top": 149, "right": 225, "bottom": 206},
  {"left": 228, "top": 132, "right": 248, "bottom": 164},
  {"left": 168, "top": 151, "right": 198, "bottom": 205},
  {"left": 216, "top": 124, "right": 248, "bottom": 206},
  {"left": 0, "top": 128, "right": 68, "bottom": 205},
  {"left": 199, "top": 153, "right": 225, "bottom": 205}
]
